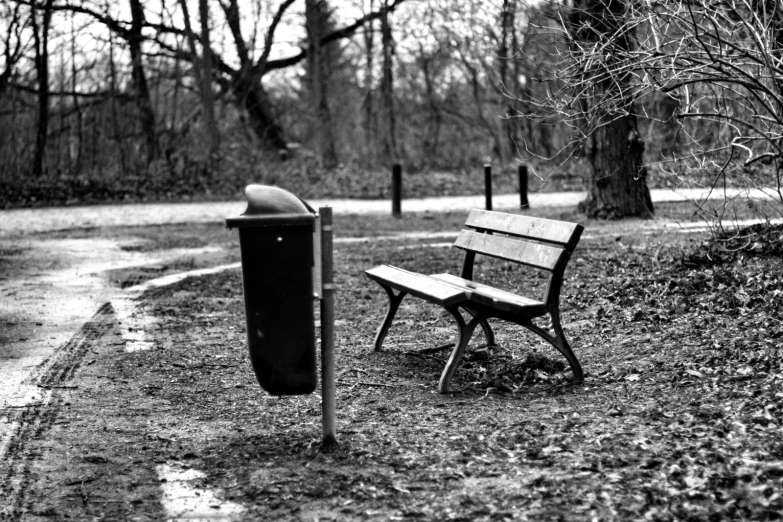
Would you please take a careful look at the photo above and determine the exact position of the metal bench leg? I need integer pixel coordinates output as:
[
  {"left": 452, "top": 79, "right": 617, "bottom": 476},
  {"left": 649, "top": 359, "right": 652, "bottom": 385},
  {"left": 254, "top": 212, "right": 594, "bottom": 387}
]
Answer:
[
  {"left": 373, "top": 285, "right": 407, "bottom": 352},
  {"left": 467, "top": 309, "right": 495, "bottom": 347},
  {"left": 525, "top": 310, "right": 584, "bottom": 383},
  {"left": 438, "top": 309, "right": 482, "bottom": 393}
]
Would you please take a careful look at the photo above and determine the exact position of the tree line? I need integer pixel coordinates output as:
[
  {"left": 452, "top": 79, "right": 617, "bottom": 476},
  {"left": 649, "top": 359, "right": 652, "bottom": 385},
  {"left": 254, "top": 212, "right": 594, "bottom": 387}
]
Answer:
[
  {"left": 1, "top": 0, "right": 781, "bottom": 219},
  {"left": 0, "top": 1, "right": 542, "bottom": 197}
]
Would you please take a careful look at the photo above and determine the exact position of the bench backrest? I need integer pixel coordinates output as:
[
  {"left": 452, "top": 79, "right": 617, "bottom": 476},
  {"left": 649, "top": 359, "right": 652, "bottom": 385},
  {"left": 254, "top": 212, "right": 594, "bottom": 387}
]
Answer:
[{"left": 454, "top": 210, "right": 583, "bottom": 307}]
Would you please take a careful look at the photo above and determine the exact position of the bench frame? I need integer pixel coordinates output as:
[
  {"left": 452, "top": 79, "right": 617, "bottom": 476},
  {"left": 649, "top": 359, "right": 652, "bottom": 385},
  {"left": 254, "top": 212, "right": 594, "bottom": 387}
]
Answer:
[{"left": 366, "top": 209, "right": 584, "bottom": 393}]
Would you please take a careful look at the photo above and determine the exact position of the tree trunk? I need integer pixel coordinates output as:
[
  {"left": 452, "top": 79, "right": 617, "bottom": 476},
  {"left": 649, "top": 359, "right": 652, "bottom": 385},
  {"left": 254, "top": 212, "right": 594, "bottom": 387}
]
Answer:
[
  {"left": 380, "top": 0, "right": 397, "bottom": 163},
  {"left": 0, "top": 67, "right": 8, "bottom": 98},
  {"left": 419, "top": 50, "right": 442, "bottom": 161},
  {"left": 497, "top": 0, "right": 514, "bottom": 165},
  {"left": 170, "top": 38, "right": 182, "bottom": 134},
  {"left": 463, "top": 57, "right": 504, "bottom": 163},
  {"left": 511, "top": 6, "right": 534, "bottom": 156},
  {"left": 239, "top": 84, "right": 289, "bottom": 155},
  {"left": 655, "top": 92, "right": 681, "bottom": 159},
  {"left": 128, "top": 0, "right": 158, "bottom": 164},
  {"left": 108, "top": 30, "right": 128, "bottom": 175},
  {"left": 221, "top": 0, "right": 289, "bottom": 154},
  {"left": 363, "top": 0, "right": 376, "bottom": 158},
  {"left": 31, "top": 0, "right": 54, "bottom": 178},
  {"left": 198, "top": 0, "right": 220, "bottom": 160},
  {"left": 306, "top": 0, "right": 338, "bottom": 168},
  {"left": 180, "top": 0, "right": 221, "bottom": 161},
  {"left": 0, "top": 3, "right": 23, "bottom": 101},
  {"left": 580, "top": 112, "right": 654, "bottom": 218},
  {"left": 572, "top": 0, "right": 653, "bottom": 219},
  {"left": 70, "top": 11, "right": 83, "bottom": 173},
  {"left": 233, "top": 77, "right": 289, "bottom": 153}
]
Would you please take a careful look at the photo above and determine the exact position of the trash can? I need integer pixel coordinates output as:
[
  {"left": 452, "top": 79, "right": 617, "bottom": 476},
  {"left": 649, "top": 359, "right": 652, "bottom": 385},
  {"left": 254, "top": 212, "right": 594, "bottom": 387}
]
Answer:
[{"left": 226, "top": 185, "right": 318, "bottom": 395}]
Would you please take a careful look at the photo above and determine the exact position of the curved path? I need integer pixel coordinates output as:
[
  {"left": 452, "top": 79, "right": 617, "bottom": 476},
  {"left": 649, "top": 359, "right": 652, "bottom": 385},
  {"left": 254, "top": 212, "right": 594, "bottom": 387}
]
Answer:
[{"left": 2, "top": 187, "right": 777, "bottom": 237}]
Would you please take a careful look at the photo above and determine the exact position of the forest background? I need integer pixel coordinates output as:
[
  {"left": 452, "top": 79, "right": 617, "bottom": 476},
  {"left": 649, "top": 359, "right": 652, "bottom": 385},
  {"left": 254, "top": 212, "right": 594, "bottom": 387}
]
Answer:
[{"left": 0, "top": 0, "right": 782, "bottom": 224}]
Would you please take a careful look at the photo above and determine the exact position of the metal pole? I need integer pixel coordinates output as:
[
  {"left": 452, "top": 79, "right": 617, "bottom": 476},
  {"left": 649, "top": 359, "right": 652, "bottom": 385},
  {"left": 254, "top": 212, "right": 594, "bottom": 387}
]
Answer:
[
  {"left": 484, "top": 164, "right": 493, "bottom": 211},
  {"left": 319, "top": 207, "right": 337, "bottom": 447},
  {"left": 519, "top": 164, "right": 529, "bottom": 209},
  {"left": 392, "top": 164, "right": 402, "bottom": 217}
]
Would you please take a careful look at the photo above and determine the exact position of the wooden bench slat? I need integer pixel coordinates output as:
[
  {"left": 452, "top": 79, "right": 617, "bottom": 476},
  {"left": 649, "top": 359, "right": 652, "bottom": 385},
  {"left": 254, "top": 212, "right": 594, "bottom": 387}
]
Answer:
[
  {"left": 466, "top": 209, "right": 582, "bottom": 248},
  {"left": 365, "top": 265, "right": 467, "bottom": 307},
  {"left": 454, "top": 229, "right": 566, "bottom": 271},
  {"left": 430, "top": 273, "right": 546, "bottom": 316}
]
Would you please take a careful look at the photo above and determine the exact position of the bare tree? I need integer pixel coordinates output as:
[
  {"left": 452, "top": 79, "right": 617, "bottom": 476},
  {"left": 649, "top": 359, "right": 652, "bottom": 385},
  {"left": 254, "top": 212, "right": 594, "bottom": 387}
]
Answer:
[
  {"left": 641, "top": 1, "right": 783, "bottom": 209},
  {"left": 561, "top": 0, "right": 654, "bottom": 218},
  {"left": 178, "top": 0, "right": 220, "bottom": 161},
  {"left": 362, "top": 0, "right": 376, "bottom": 156},
  {"left": 30, "top": 0, "right": 53, "bottom": 178},
  {"left": 415, "top": 42, "right": 447, "bottom": 161},
  {"left": 498, "top": 0, "right": 518, "bottom": 162},
  {"left": 306, "top": 0, "right": 338, "bottom": 168},
  {"left": 0, "top": 2, "right": 25, "bottom": 99},
  {"left": 198, "top": 0, "right": 219, "bottom": 160},
  {"left": 129, "top": 0, "right": 159, "bottom": 163},
  {"left": 538, "top": 0, "right": 783, "bottom": 219},
  {"left": 68, "top": 10, "right": 83, "bottom": 173},
  {"left": 419, "top": 0, "right": 539, "bottom": 166},
  {"left": 1, "top": 0, "right": 582, "bottom": 191},
  {"left": 214, "top": 0, "right": 406, "bottom": 154},
  {"left": 379, "top": 0, "right": 397, "bottom": 162}
]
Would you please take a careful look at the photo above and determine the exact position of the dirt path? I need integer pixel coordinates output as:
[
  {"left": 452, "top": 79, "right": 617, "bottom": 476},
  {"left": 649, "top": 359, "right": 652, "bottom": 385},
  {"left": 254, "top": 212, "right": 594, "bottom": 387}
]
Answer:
[
  {"left": 0, "top": 224, "right": 241, "bottom": 518},
  {"left": 2, "top": 186, "right": 774, "bottom": 237}
]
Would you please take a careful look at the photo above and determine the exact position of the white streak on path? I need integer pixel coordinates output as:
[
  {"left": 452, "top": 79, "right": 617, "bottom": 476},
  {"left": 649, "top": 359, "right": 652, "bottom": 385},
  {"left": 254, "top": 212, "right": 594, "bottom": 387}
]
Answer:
[
  {"left": 133, "top": 263, "right": 242, "bottom": 293},
  {"left": 111, "top": 265, "right": 247, "bottom": 519},
  {"left": 113, "top": 263, "right": 241, "bottom": 352},
  {"left": 157, "top": 464, "right": 245, "bottom": 521}
]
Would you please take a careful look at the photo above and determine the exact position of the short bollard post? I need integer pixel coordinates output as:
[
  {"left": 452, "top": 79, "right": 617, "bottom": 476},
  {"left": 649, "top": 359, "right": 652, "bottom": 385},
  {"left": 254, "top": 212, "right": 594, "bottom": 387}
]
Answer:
[
  {"left": 392, "top": 164, "right": 402, "bottom": 217},
  {"left": 319, "top": 207, "right": 337, "bottom": 447},
  {"left": 519, "top": 164, "right": 529, "bottom": 209},
  {"left": 484, "top": 163, "right": 493, "bottom": 211}
]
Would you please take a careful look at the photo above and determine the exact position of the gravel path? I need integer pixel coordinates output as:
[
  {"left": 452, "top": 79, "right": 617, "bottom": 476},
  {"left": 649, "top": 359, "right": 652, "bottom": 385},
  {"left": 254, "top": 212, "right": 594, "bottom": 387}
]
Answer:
[{"left": 2, "top": 187, "right": 775, "bottom": 237}]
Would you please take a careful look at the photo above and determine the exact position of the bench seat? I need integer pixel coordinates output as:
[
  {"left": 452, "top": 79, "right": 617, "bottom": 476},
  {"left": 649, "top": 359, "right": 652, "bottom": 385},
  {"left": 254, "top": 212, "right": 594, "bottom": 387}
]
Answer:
[
  {"left": 365, "top": 265, "right": 467, "bottom": 307},
  {"left": 430, "top": 273, "right": 546, "bottom": 316},
  {"left": 366, "top": 268, "right": 547, "bottom": 317}
]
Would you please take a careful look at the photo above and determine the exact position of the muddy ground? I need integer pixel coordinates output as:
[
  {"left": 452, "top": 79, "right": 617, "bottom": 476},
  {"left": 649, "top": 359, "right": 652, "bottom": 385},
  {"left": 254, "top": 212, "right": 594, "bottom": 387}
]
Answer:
[{"left": 2, "top": 203, "right": 782, "bottom": 521}]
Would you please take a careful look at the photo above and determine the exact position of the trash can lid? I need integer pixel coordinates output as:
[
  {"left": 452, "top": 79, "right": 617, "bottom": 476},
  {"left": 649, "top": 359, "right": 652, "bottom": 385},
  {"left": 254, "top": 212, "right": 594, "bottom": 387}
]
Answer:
[
  {"left": 226, "top": 185, "right": 316, "bottom": 228},
  {"left": 244, "top": 185, "right": 314, "bottom": 215}
]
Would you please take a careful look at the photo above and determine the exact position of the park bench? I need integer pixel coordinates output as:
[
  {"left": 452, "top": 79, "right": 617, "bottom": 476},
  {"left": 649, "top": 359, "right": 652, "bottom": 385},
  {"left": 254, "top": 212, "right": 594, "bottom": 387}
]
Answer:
[{"left": 365, "top": 209, "right": 585, "bottom": 393}]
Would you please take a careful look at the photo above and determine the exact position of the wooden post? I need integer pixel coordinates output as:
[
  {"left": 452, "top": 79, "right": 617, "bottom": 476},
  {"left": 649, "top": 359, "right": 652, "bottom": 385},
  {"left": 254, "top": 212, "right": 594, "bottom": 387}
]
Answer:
[
  {"left": 319, "top": 206, "right": 337, "bottom": 447},
  {"left": 392, "top": 164, "right": 402, "bottom": 217},
  {"left": 519, "top": 164, "right": 529, "bottom": 209},
  {"left": 484, "top": 164, "right": 492, "bottom": 211}
]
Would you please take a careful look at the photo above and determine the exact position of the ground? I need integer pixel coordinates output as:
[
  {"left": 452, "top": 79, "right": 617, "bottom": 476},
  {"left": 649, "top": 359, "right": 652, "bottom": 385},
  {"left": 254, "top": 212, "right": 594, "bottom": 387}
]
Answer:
[{"left": 1, "top": 203, "right": 782, "bottom": 521}]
